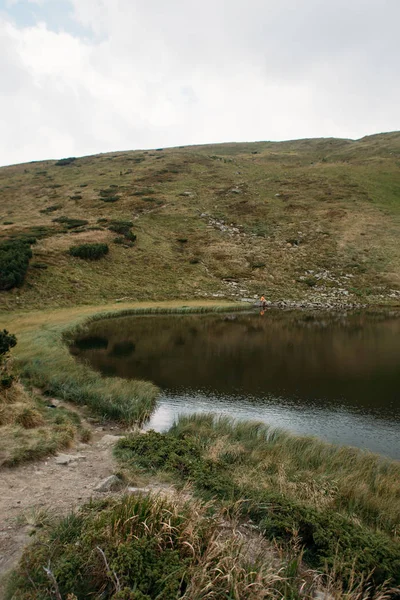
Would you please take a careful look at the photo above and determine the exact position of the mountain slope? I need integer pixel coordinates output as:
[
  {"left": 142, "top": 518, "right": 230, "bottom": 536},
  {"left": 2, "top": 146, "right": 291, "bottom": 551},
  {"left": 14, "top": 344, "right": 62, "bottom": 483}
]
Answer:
[{"left": 0, "top": 132, "right": 399, "bottom": 309}]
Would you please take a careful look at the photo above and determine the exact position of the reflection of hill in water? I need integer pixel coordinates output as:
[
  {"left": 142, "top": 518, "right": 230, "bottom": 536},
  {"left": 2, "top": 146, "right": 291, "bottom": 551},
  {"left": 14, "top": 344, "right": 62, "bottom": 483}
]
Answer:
[{"left": 71, "top": 312, "right": 400, "bottom": 417}]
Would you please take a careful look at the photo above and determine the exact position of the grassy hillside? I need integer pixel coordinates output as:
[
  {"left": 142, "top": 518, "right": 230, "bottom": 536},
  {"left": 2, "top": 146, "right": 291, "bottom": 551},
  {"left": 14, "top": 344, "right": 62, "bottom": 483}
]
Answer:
[{"left": 1, "top": 132, "right": 399, "bottom": 310}]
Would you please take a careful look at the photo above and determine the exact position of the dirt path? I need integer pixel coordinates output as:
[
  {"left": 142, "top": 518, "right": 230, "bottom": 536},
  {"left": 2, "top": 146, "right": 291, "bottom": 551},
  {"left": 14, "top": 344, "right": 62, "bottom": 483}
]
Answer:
[{"left": 0, "top": 401, "right": 129, "bottom": 595}]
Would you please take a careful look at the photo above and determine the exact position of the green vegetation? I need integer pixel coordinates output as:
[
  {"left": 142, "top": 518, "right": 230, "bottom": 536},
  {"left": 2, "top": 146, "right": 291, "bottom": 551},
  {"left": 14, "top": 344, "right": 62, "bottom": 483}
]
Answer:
[
  {"left": 55, "top": 157, "right": 76, "bottom": 167},
  {"left": 53, "top": 216, "right": 88, "bottom": 229},
  {"left": 7, "top": 493, "right": 331, "bottom": 600},
  {"left": 115, "top": 416, "right": 400, "bottom": 593},
  {"left": 0, "top": 239, "right": 32, "bottom": 290},
  {"left": 69, "top": 242, "right": 109, "bottom": 260},
  {"left": 0, "top": 330, "right": 17, "bottom": 358},
  {"left": 108, "top": 221, "right": 137, "bottom": 243},
  {"left": 0, "top": 133, "right": 399, "bottom": 309},
  {"left": 99, "top": 187, "right": 121, "bottom": 203},
  {"left": 39, "top": 204, "right": 62, "bottom": 214},
  {"left": 0, "top": 330, "right": 88, "bottom": 466}
]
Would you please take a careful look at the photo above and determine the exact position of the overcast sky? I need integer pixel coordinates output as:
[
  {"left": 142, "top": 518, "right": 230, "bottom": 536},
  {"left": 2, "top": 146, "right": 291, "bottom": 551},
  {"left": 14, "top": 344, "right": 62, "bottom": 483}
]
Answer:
[{"left": 0, "top": 0, "right": 399, "bottom": 166}]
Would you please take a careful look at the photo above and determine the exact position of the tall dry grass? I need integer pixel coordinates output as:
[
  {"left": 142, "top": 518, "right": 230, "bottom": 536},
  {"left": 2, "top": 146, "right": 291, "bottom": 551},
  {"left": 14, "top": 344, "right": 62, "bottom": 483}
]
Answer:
[{"left": 171, "top": 414, "right": 400, "bottom": 537}]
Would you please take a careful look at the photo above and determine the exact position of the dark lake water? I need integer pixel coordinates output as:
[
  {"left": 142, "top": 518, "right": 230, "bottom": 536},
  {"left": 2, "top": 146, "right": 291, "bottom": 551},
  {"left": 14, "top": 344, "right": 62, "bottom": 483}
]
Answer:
[{"left": 71, "top": 310, "right": 400, "bottom": 459}]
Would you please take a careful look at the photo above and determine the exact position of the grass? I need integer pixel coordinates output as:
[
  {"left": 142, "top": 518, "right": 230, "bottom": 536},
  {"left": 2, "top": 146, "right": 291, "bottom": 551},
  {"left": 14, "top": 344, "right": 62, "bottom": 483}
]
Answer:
[
  {"left": 114, "top": 415, "right": 400, "bottom": 593},
  {"left": 7, "top": 492, "right": 397, "bottom": 600},
  {"left": 0, "top": 375, "right": 87, "bottom": 467},
  {"left": 0, "top": 133, "right": 399, "bottom": 310},
  {"left": 1, "top": 302, "right": 245, "bottom": 430}
]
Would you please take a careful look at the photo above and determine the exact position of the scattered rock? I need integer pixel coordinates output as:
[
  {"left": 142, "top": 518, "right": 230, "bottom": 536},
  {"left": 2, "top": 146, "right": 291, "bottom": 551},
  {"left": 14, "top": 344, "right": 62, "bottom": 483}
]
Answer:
[
  {"left": 127, "top": 486, "right": 152, "bottom": 495},
  {"left": 55, "top": 454, "right": 85, "bottom": 466},
  {"left": 95, "top": 475, "right": 123, "bottom": 493}
]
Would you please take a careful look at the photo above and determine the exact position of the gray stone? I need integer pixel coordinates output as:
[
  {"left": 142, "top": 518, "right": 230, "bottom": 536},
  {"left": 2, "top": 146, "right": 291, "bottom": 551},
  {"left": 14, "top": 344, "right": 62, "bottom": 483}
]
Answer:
[
  {"left": 55, "top": 454, "right": 85, "bottom": 465},
  {"left": 127, "top": 486, "right": 152, "bottom": 495},
  {"left": 95, "top": 475, "right": 123, "bottom": 493}
]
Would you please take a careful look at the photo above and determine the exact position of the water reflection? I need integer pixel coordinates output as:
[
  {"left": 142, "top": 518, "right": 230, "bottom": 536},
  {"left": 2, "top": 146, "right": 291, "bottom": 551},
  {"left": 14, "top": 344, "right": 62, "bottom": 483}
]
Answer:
[{"left": 71, "top": 311, "right": 400, "bottom": 459}]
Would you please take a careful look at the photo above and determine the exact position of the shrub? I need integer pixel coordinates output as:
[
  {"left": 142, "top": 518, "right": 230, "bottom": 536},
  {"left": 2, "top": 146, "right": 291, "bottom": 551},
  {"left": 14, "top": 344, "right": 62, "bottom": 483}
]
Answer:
[
  {"left": 0, "top": 239, "right": 32, "bottom": 290},
  {"left": 101, "top": 195, "right": 120, "bottom": 203},
  {"left": 39, "top": 204, "right": 62, "bottom": 214},
  {"left": 99, "top": 188, "right": 121, "bottom": 203},
  {"left": 0, "top": 330, "right": 17, "bottom": 357},
  {"left": 69, "top": 243, "right": 109, "bottom": 260},
  {"left": 53, "top": 216, "right": 88, "bottom": 229},
  {"left": 55, "top": 157, "right": 76, "bottom": 166},
  {"left": 108, "top": 221, "right": 136, "bottom": 243},
  {"left": 0, "top": 372, "right": 14, "bottom": 388}
]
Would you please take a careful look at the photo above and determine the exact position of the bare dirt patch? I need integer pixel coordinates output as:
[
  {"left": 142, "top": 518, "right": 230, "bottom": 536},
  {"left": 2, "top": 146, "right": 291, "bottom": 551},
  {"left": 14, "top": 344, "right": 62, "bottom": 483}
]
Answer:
[{"left": 0, "top": 399, "right": 127, "bottom": 596}]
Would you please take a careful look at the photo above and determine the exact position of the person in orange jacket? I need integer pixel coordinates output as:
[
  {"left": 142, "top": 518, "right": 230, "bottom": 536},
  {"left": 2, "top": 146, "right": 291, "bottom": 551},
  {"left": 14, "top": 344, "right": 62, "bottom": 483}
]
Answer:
[{"left": 260, "top": 295, "right": 266, "bottom": 310}]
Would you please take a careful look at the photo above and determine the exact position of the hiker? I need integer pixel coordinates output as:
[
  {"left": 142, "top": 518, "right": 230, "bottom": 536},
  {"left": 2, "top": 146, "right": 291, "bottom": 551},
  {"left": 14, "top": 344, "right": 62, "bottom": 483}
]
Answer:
[{"left": 260, "top": 295, "right": 267, "bottom": 310}]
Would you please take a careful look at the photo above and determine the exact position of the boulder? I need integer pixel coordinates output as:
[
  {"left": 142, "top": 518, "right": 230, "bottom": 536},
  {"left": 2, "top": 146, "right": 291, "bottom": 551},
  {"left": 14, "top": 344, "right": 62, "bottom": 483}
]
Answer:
[{"left": 95, "top": 475, "right": 123, "bottom": 493}]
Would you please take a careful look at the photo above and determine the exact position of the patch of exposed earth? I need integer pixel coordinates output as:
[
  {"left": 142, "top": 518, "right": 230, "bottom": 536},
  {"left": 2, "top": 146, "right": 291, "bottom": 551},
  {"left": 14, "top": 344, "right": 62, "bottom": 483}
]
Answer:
[{"left": 0, "top": 401, "right": 140, "bottom": 596}]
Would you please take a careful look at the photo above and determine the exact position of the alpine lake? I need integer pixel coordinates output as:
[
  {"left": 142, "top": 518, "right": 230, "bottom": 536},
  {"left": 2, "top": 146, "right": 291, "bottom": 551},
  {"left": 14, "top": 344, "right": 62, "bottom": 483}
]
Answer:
[{"left": 70, "top": 309, "right": 400, "bottom": 460}]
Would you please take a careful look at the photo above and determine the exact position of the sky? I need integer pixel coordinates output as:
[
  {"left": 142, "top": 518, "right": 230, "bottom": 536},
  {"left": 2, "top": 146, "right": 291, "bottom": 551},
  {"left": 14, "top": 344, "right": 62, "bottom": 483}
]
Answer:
[{"left": 0, "top": 0, "right": 399, "bottom": 166}]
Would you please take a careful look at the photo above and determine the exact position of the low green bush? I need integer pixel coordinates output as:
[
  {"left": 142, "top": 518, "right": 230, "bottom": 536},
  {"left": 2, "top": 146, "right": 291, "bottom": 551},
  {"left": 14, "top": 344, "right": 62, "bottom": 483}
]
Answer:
[
  {"left": 39, "top": 204, "right": 62, "bottom": 214},
  {"left": 102, "top": 195, "right": 120, "bottom": 203},
  {"left": 0, "top": 240, "right": 32, "bottom": 290},
  {"left": 53, "top": 216, "right": 88, "bottom": 229},
  {"left": 0, "top": 330, "right": 17, "bottom": 357},
  {"left": 69, "top": 243, "right": 109, "bottom": 260},
  {"left": 0, "top": 372, "right": 14, "bottom": 388},
  {"left": 108, "top": 221, "right": 136, "bottom": 243},
  {"left": 99, "top": 188, "right": 121, "bottom": 203}
]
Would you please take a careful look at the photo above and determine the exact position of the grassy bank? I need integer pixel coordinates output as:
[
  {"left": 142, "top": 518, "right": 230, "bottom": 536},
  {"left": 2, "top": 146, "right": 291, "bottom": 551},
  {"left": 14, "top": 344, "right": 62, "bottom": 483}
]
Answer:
[
  {"left": 1, "top": 302, "right": 244, "bottom": 430},
  {"left": 114, "top": 415, "right": 400, "bottom": 594}
]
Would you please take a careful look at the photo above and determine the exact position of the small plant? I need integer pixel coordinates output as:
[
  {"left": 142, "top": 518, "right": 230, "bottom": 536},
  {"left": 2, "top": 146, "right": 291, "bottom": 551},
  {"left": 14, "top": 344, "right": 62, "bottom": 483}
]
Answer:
[
  {"left": 303, "top": 277, "right": 317, "bottom": 287},
  {"left": 1, "top": 372, "right": 14, "bottom": 388},
  {"left": 80, "top": 427, "right": 92, "bottom": 443},
  {"left": 55, "top": 157, "right": 76, "bottom": 167},
  {"left": 70, "top": 194, "right": 83, "bottom": 200},
  {"left": 69, "top": 243, "right": 109, "bottom": 260}
]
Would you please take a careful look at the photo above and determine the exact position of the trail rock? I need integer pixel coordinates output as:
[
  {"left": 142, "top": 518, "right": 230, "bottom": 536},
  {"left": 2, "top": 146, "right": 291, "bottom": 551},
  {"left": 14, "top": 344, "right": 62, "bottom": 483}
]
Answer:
[
  {"left": 55, "top": 454, "right": 85, "bottom": 465},
  {"left": 127, "top": 486, "right": 152, "bottom": 495},
  {"left": 95, "top": 475, "right": 123, "bottom": 493}
]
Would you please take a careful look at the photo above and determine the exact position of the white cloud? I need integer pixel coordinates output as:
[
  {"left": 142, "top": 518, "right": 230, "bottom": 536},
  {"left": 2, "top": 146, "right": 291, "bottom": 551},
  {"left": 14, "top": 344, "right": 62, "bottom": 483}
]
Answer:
[{"left": 1, "top": 0, "right": 399, "bottom": 166}]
